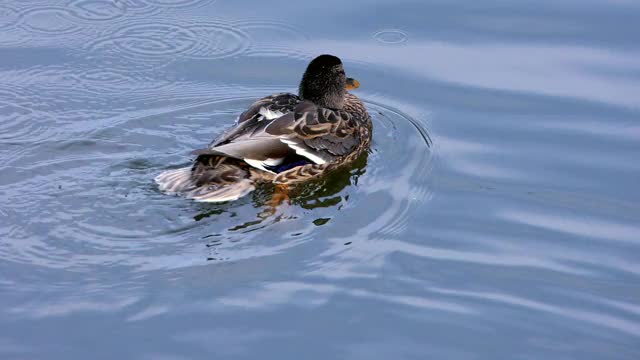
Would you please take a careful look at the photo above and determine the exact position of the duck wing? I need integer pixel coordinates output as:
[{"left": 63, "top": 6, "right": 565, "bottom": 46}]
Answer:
[
  {"left": 207, "top": 93, "right": 301, "bottom": 148},
  {"left": 192, "top": 95, "right": 361, "bottom": 172},
  {"left": 265, "top": 101, "right": 361, "bottom": 164}
]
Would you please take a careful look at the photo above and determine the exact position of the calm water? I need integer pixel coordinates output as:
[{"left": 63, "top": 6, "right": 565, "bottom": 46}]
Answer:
[{"left": 1, "top": 0, "right": 639, "bottom": 359}]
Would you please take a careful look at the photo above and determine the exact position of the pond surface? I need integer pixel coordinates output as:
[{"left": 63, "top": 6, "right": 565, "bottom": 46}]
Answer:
[{"left": 1, "top": 0, "right": 639, "bottom": 359}]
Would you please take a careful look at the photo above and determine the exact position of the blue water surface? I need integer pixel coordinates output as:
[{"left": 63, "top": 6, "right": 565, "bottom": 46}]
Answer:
[{"left": 1, "top": 0, "right": 639, "bottom": 359}]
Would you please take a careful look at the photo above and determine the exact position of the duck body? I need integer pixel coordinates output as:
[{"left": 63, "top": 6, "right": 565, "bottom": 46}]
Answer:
[{"left": 155, "top": 55, "right": 371, "bottom": 202}]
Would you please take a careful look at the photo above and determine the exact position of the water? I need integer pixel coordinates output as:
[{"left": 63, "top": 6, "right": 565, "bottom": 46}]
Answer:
[{"left": 1, "top": 0, "right": 639, "bottom": 358}]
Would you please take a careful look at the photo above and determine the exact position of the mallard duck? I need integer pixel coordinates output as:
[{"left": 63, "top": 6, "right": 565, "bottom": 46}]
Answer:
[{"left": 155, "top": 54, "right": 372, "bottom": 203}]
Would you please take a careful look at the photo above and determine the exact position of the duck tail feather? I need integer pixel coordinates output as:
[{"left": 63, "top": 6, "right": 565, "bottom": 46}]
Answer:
[
  {"left": 155, "top": 167, "right": 195, "bottom": 193},
  {"left": 155, "top": 167, "right": 255, "bottom": 203}
]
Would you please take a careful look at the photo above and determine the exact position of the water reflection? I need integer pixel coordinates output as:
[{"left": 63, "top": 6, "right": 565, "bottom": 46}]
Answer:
[
  {"left": 195, "top": 155, "right": 367, "bottom": 260},
  {"left": 194, "top": 151, "right": 367, "bottom": 219}
]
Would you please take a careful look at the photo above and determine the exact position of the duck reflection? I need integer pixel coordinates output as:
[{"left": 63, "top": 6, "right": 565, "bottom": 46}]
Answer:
[{"left": 193, "top": 151, "right": 368, "bottom": 231}]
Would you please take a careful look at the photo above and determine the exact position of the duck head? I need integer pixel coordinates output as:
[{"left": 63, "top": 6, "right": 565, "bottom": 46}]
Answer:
[{"left": 298, "top": 54, "right": 359, "bottom": 110}]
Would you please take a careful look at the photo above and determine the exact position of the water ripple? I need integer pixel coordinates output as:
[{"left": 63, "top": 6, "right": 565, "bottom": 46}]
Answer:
[
  {"left": 87, "top": 22, "right": 197, "bottom": 58},
  {"left": 0, "top": 83, "right": 58, "bottom": 147},
  {"left": 141, "top": 0, "right": 217, "bottom": 9},
  {"left": 180, "top": 20, "right": 250, "bottom": 59},
  {"left": 64, "top": 0, "right": 128, "bottom": 22},
  {"left": 116, "top": 0, "right": 164, "bottom": 16},
  {"left": 18, "top": 6, "right": 84, "bottom": 36},
  {"left": 502, "top": 210, "right": 640, "bottom": 245},
  {"left": 0, "top": 89, "right": 434, "bottom": 272},
  {"left": 84, "top": 19, "right": 250, "bottom": 67},
  {"left": 73, "top": 66, "right": 166, "bottom": 95},
  {"left": 0, "top": 5, "right": 19, "bottom": 31},
  {"left": 233, "top": 18, "right": 310, "bottom": 59},
  {"left": 431, "top": 288, "right": 640, "bottom": 337},
  {"left": 373, "top": 29, "right": 409, "bottom": 44}
]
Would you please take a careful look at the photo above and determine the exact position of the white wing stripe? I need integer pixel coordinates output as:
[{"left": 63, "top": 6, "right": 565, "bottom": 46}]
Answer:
[
  {"left": 243, "top": 158, "right": 281, "bottom": 173},
  {"left": 280, "top": 139, "right": 326, "bottom": 165},
  {"left": 258, "top": 107, "right": 284, "bottom": 121}
]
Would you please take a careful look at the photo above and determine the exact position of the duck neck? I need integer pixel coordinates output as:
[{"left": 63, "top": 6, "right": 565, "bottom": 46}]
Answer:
[{"left": 299, "top": 77, "right": 345, "bottom": 109}]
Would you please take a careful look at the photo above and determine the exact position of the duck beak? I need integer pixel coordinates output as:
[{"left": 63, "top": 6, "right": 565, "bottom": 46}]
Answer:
[{"left": 346, "top": 78, "right": 360, "bottom": 90}]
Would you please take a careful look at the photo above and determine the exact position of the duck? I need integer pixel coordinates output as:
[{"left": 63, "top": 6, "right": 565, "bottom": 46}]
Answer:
[{"left": 155, "top": 54, "right": 372, "bottom": 203}]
